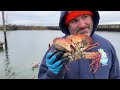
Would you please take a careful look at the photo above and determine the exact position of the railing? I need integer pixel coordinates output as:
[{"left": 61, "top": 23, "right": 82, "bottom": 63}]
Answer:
[
  {"left": 97, "top": 24, "right": 120, "bottom": 31},
  {"left": 98, "top": 24, "right": 120, "bottom": 29}
]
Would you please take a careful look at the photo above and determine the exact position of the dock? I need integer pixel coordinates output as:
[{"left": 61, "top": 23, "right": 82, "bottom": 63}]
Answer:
[{"left": 0, "top": 41, "right": 4, "bottom": 49}]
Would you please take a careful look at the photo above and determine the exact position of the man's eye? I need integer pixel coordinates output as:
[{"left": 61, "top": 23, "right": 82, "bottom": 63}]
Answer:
[
  {"left": 70, "top": 19, "right": 78, "bottom": 23},
  {"left": 82, "top": 15, "right": 89, "bottom": 19}
]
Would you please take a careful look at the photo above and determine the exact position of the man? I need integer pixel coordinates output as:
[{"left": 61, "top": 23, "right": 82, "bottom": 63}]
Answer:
[{"left": 38, "top": 11, "right": 120, "bottom": 79}]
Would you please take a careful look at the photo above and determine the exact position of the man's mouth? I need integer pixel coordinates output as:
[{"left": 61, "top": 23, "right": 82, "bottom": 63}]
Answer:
[{"left": 77, "top": 29, "right": 89, "bottom": 34}]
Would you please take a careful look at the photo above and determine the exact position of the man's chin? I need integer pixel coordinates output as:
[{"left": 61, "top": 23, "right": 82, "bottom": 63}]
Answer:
[
  {"left": 77, "top": 30, "right": 90, "bottom": 36},
  {"left": 77, "top": 31, "right": 90, "bottom": 36}
]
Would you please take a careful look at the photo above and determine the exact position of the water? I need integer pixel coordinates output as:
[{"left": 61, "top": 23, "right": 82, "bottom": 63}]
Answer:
[{"left": 0, "top": 30, "right": 120, "bottom": 79}]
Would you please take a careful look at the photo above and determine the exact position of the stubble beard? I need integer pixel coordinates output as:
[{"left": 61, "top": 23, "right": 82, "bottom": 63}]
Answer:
[{"left": 69, "top": 24, "right": 93, "bottom": 36}]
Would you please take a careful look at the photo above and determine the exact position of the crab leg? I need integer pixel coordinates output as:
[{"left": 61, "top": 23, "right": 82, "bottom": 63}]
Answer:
[
  {"left": 82, "top": 52, "right": 100, "bottom": 59},
  {"left": 89, "top": 61, "right": 100, "bottom": 73},
  {"left": 83, "top": 42, "right": 100, "bottom": 51},
  {"left": 88, "top": 52, "right": 101, "bottom": 73},
  {"left": 48, "top": 43, "right": 52, "bottom": 51}
]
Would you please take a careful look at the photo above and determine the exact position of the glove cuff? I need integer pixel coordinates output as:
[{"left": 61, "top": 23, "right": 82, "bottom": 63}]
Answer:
[{"left": 46, "top": 70, "right": 65, "bottom": 79}]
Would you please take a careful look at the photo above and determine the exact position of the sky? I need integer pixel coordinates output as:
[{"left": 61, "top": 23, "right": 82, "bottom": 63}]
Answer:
[{"left": 0, "top": 11, "right": 120, "bottom": 26}]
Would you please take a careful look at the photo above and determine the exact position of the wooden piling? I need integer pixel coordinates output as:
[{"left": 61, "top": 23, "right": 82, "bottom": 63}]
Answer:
[{"left": 2, "top": 11, "right": 8, "bottom": 50}]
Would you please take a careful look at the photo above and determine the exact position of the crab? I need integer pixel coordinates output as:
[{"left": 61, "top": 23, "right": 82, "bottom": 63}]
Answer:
[{"left": 50, "top": 34, "right": 101, "bottom": 73}]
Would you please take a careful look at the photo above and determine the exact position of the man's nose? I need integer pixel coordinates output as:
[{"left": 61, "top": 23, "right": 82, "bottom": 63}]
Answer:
[{"left": 78, "top": 20, "right": 86, "bottom": 28}]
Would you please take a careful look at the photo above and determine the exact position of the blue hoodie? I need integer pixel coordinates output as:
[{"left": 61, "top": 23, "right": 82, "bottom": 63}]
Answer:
[{"left": 38, "top": 11, "right": 120, "bottom": 79}]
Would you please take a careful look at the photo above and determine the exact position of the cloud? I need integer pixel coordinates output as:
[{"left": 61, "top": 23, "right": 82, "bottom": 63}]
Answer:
[
  {"left": 0, "top": 11, "right": 120, "bottom": 26},
  {"left": 0, "top": 11, "right": 60, "bottom": 26},
  {"left": 99, "top": 11, "right": 120, "bottom": 25}
]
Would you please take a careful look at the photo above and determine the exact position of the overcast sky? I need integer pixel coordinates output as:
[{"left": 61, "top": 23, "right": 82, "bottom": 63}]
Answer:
[{"left": 0, "top": 11, "right": 120, "bottom": 26}]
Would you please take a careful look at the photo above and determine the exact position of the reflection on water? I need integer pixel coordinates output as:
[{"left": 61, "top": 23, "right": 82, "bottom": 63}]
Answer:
[
  {"left": 0, "top": 48, "right": 4, "bottom": 52},
  {"left": 4, "top": 49, "right": 15, "bottom": 79},
  {"left": 3, "top": 41, "right": 16, "bottom": 79},
  {"left": 0, "top": 31, "right": 15, "bottom": 79}
]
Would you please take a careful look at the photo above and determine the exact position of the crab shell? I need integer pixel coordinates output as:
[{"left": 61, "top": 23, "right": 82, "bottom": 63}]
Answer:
[
  {"left": 67, "top": 34, "right": 92, "bottom": 51},
  {"left": 53, "top": 34, "right": 92, "bottom": 52},
  {"left": 53, "top": 37, "right": 75, "bottom": 52}
]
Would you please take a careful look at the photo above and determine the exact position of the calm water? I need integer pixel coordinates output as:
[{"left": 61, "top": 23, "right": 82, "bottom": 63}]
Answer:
[{"left": 0, "top": 30, "right": 120, "bottom": 79}]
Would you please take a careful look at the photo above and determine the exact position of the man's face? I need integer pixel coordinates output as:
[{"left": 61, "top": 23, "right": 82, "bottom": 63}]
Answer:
[{"left": 68, "top": 15, "right": 93, "bottom": 36}]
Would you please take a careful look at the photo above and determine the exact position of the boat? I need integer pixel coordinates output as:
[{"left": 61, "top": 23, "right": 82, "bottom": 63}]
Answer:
[{"left": 32, "top": 62, "right": 40, "bottom": 69}]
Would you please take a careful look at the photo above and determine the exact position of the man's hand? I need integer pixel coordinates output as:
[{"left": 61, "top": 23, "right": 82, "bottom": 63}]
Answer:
[{"left": 46, "top": 50, "right": 68, "bottom": 75}]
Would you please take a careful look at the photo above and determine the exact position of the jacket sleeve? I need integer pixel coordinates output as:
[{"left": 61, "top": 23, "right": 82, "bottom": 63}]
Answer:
[
  {"left": 38, "top": 47, "right": 65, "bottom": 79},
  {"left": 109, "top": 43, "right": 120, "bottom": 79}
]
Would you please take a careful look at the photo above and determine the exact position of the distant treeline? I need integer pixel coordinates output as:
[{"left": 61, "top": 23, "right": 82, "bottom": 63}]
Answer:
[
  {"left": 0, "top": 24, "right": 59, "bottom": 30},
  {"left": 0, "top": 24, "right": 120, "bottom": 31}
]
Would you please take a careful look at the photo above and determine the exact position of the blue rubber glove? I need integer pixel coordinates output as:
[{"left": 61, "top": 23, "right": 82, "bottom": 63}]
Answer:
[{"left": 46, "top": 50, "right": 68, "bottom": 75}]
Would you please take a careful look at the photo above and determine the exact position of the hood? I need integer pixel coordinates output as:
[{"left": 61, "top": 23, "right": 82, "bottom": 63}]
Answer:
[{"left": 59, "top": 11, "right": 100, "bottom": 36}]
